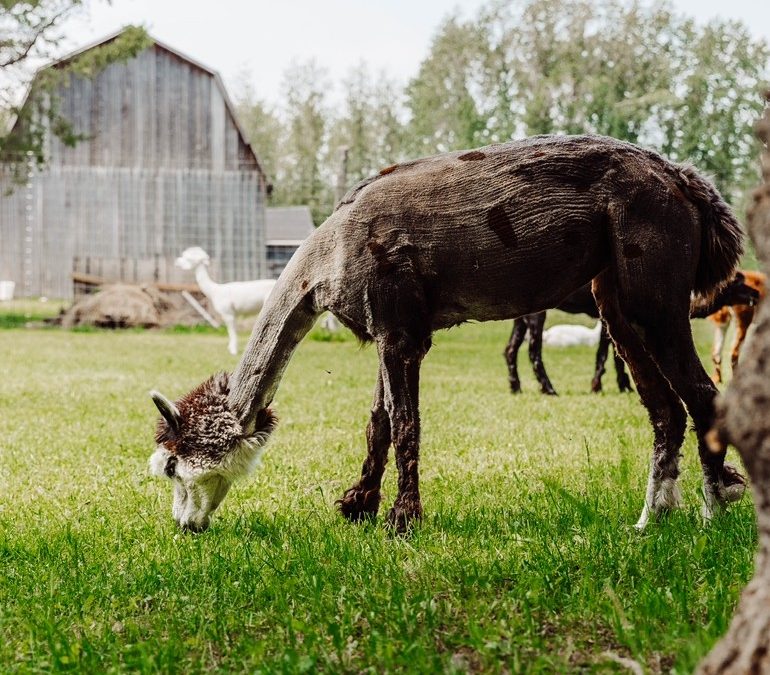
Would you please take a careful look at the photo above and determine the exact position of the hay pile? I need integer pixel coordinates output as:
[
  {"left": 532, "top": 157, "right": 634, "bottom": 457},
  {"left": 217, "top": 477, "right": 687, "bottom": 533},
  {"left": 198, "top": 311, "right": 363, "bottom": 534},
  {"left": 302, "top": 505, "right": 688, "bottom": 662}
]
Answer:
[{"left": 59, "top": 284, "right": 214, "bottom": 329}]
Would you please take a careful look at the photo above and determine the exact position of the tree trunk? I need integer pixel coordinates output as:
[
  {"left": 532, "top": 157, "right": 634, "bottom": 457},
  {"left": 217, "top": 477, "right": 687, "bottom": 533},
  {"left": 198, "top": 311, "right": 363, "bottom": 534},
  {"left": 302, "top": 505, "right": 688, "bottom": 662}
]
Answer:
[{"left": 698, "top": 91, "right": 770, "bottom": 674}]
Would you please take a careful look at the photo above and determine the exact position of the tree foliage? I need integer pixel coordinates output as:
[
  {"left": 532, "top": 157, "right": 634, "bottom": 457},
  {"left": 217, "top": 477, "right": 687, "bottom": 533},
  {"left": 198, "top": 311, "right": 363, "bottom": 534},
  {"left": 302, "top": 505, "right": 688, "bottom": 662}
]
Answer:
[
  {"left": 236, "top": 0, "right": 767, "bottom": 223},
  {"left": 328, "top": 63, "right": 407, "bottom": 186}
]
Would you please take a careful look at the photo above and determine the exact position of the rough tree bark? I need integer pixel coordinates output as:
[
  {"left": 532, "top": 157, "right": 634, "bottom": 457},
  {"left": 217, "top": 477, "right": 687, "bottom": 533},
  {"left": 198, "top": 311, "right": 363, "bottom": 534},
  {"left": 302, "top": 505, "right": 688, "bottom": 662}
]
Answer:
[{"left": 698, "top": 91, "right": 770, "bottom": 674}]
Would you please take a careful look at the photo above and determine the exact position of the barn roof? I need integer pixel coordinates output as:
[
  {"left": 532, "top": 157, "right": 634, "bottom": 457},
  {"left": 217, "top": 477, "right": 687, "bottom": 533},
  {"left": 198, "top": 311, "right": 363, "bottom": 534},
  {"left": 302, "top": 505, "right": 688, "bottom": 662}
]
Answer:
[
  {"left": 27, "top": 27, "right": 265, "bottom": 176},
  {"left": 266, "top": 206, "right": 315, "bottom": 244}
]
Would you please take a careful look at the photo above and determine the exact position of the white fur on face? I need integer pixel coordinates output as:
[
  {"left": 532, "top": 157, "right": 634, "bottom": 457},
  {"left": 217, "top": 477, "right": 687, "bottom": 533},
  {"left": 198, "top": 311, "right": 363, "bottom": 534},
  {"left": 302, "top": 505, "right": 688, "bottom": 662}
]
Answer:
[
  {"left": 148, "top": 438, "right": 267, "bottom": 532},
  {"left": 171, "top": 474, "right": 231, "bottom": 532},
  {"left": 149, "top": 445, "right": 172, "bottom": 477}
]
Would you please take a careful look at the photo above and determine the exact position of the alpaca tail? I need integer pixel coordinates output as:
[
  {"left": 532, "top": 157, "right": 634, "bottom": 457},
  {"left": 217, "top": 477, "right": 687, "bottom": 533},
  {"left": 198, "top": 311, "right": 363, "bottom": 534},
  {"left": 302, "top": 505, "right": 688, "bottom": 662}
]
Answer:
[{"left": 676, "top": 165, "right": 744, "bottom": 296}]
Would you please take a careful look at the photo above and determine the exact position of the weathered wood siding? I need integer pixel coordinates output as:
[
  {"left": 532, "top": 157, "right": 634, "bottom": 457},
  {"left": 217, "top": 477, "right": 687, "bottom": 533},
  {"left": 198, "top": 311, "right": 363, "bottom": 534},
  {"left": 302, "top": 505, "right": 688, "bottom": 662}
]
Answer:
[
  {"left": 0, "top": 39, "right": 267, "bottom": 299},
  {"left": 50, "top": 45, "right": 259, "bottom": 172},
  {"left": 0, "top": 166, "right": 266, "bottom": 298}
]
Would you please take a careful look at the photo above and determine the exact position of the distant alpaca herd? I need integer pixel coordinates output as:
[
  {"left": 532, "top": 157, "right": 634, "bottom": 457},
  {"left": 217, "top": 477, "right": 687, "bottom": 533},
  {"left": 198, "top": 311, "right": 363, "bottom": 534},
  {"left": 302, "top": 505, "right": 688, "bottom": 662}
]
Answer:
[
  {"left": 151, "top": 134, "right": 755, "bottom": 534},
  {"left": 505, "top": 272, "right": 760, "bottom": 395}
]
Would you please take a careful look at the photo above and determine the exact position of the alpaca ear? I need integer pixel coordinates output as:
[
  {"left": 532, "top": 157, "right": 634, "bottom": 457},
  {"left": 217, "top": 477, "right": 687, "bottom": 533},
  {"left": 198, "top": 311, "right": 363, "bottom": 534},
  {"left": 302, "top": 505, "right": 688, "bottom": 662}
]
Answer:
[{"left": 150, "top": 390, "right": 182, "bottom": 433}]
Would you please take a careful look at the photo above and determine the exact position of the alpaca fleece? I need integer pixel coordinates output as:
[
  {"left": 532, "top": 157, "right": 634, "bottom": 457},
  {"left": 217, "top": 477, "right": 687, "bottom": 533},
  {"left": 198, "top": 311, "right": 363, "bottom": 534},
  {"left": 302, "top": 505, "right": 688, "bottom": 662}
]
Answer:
[{"left": 155, "top": 372, "right": 275, "bottom": 471}]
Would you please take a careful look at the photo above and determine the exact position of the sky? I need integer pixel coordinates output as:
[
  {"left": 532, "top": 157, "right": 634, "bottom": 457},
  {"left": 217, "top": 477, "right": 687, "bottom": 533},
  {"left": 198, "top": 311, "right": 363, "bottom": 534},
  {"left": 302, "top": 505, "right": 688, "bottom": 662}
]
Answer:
[{"left": 54, "top": 0, "right": 770, "bottom": 106}]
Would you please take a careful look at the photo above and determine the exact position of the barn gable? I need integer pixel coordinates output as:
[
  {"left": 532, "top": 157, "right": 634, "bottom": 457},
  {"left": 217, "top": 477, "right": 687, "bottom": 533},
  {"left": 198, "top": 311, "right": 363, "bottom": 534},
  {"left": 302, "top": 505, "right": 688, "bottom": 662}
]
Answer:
[{"left": 44, "top": 30, "right": 263, "bottom": 175}]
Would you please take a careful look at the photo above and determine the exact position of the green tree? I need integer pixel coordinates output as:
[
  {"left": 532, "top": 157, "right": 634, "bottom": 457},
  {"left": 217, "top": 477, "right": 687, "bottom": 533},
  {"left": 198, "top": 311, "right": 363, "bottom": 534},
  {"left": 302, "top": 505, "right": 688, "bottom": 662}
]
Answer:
[
  {"left": 327, "top": 62, "right": 407, "bottom": 192},
  {"left": 478, "top": 0, "right": 677, "bottom": 139},
  {"left": 478, "top": 0, "right": 766, "bottom": 200},
  {"left": 234, "top": 82, "right": 285, "bottom": 190},
  {"left": 278, "top": 60, "right": 332, "bottom": 225},
  {"left": 405, "top": 15, "right": 489, "bottom": 155},
  {"left": 660, "top": 18, "right": 769, "bottom": 200}
]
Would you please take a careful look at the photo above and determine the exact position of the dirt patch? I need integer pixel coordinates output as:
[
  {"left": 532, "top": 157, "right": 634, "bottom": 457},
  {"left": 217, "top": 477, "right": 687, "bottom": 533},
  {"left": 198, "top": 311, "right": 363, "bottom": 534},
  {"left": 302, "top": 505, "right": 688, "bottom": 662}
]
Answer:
[{"left": 57, "top": 284, "right": 214, "bottom": 329}]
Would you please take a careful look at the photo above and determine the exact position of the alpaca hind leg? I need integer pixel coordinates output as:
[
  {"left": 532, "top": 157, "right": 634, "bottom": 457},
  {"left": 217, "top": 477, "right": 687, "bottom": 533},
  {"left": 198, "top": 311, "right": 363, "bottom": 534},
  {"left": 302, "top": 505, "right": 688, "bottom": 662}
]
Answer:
[
  {"left": 379, "top": 332, "right": 429, "bottom": 533},
  {"left": 504, "top": 318, "right": 528, "bottom": 393},
  {"left": 527, "top": 312, "right": 557, "bottom": 395},
  {"left": 337, "top": 367, "right": 391, "bottom": 521},
  {"left": 593, "top": 273, "right": 686, "bottom": 529},
  {"left": 641, "top": 313, "right": 746, "bottom": 520}
]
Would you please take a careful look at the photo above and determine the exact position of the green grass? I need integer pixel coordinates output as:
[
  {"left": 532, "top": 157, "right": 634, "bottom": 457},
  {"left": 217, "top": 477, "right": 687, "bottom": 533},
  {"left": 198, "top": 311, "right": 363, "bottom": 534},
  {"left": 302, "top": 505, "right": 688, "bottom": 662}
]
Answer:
[{"left": 0, "top": 316, "right": 754, "bottom": 673}]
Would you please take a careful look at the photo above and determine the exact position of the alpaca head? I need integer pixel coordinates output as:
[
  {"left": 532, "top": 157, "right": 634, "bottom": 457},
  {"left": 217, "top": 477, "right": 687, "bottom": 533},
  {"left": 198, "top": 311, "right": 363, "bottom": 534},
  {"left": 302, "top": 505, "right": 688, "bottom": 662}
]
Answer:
[
  {"left": 148, "top": 372, "right": 277, "bottom": 532},
  {"left": 175, "top": 246, "right": 210, "bottom": 271}
]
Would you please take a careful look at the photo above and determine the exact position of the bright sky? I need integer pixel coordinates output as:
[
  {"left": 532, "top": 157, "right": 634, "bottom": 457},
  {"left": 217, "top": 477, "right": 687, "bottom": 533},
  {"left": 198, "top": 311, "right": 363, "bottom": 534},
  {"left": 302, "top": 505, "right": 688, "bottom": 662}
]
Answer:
[{"left": 58, "top": 0, "right": 770, "bottom": 106}]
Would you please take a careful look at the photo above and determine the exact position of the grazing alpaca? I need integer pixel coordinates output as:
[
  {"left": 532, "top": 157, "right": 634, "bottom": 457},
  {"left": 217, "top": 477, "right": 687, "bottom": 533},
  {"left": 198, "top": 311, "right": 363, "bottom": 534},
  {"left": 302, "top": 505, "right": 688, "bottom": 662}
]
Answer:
[
  {"left": 708, "top": 269, "right": 767, "bottom": 383},
  {"left": 150, "top": 135, "right": 746, "bottom": 533},
  {"left": 542, "top": 320, "right": 602, "bottom": 347},
  {"left": 175, "top": 247, "right": 276, "bottom": 355},
  {"left": 505, "top": 272, "right": 759, "bottom": 395}
]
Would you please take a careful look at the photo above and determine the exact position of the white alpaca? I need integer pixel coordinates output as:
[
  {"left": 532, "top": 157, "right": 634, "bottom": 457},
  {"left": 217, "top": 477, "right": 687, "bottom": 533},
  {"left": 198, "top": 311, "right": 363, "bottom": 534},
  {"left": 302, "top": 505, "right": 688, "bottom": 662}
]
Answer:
[
  {"left": 542, "top": 320, "right": 603, "bottom": 347},
  {"left": 175, "top": 247, "right": 276, "bottom": 355}
]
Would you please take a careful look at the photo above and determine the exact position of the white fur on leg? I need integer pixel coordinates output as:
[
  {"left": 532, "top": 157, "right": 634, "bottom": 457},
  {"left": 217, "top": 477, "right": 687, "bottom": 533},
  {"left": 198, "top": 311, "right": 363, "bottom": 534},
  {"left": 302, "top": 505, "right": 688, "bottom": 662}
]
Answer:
[
  {"left": 655, "top": 477, "right": 682, "bottom": 511},
  {"left": 635, "top": 471, "right": 682, "bottom": 530},
  {"left": 223, "top": 313, "right": 238, "bottom": 355},
  {"left": 635, "top": 467, "right": 658, "bottom": 530},
  {"left": 701, "top": 484, "right": 717, "bottom": 522}
]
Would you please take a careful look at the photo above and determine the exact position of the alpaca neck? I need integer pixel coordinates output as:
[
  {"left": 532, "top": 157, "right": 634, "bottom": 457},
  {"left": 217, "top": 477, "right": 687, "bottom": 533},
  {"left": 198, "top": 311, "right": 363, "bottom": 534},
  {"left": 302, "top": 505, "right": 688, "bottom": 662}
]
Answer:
[
  {"left": 227, "top": 247, "right": 322, "bottom": 423},
  {"left": 194, "top": 264, "right": 218, "bottom": 297}
]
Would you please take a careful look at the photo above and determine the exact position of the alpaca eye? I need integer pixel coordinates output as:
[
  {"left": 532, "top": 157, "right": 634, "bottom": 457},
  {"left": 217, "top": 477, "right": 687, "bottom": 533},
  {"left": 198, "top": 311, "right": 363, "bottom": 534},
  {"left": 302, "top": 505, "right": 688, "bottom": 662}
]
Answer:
[{"left": 164, "top": 456, "right": 178, "bottom": 478}]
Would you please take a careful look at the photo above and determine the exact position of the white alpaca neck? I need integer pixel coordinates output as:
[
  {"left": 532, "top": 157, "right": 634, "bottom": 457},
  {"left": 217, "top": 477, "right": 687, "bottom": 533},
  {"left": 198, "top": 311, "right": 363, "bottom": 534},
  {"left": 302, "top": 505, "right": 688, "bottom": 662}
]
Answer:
[{"left": 194, "top": 264, "right": 219, "bottom": 298}]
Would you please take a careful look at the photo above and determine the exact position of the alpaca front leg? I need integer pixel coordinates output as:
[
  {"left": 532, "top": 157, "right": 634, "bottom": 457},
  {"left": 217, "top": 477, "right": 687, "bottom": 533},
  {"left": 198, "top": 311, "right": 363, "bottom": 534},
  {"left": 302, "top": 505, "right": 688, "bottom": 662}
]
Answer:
[
  {"left": 381, "top": 337, "right": 427, "bottom": 533},
  {"left": 222, "top": 313, "right": 238, "bottom": 355},
  {"left": 337, "top": 368, "right": 391, "bottom": 522}
]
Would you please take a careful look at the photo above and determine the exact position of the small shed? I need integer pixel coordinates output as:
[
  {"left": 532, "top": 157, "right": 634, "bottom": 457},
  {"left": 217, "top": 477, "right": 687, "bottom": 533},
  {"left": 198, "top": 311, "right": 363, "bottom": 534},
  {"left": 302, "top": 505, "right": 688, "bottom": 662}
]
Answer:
[
  {"left": 265, "top": 206, "right": 315, "bottom": 278},
  {"left": 0, "top": 29, "right": 268, "bottom": 298}
]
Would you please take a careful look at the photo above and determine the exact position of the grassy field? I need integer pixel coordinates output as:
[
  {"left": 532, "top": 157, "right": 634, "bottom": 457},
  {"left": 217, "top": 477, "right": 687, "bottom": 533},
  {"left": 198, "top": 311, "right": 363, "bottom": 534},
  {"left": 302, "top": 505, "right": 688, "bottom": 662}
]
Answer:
[{"left": 0, "top": 304, "right": 755, "bottom": 673}]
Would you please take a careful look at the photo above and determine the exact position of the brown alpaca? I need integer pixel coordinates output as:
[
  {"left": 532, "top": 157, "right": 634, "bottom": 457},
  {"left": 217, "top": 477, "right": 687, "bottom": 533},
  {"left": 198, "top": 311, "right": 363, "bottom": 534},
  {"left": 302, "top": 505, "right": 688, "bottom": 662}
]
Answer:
[
  {"left": 708, "top": 269, "right": 767, "bottom": 383},
  {"left": 149, "top": 135, "right": 745, "bottom": 533}
]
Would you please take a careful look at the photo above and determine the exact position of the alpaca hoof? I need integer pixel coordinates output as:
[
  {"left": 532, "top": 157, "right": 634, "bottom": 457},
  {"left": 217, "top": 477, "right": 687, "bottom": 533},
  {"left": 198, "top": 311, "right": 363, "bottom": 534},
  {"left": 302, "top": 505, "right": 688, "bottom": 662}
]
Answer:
[
  {"left": 387, "top": 499, "right": 423, "bottom": 534},
  {"left": 719, "top": 462, "right": 747, "bottom": 503},
  {"left": 590, "top": 379, "right": 602, "bottom": 393},
  {"left": 542, "top": 386, "right": 558, "bottom": 396},
  {"left": 336, "top": 486, "right": 380, "bottom": 522},
  {"left": 509, "top": 381, "right": 522, "bottom": 394}
]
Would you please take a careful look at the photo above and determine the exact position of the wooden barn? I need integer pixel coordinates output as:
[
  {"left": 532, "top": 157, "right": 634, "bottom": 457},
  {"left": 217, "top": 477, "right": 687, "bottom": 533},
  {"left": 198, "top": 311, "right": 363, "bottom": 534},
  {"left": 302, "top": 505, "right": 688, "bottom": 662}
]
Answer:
[{"left": 0, "top": 29, "right": 268, "bottom": 299}]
